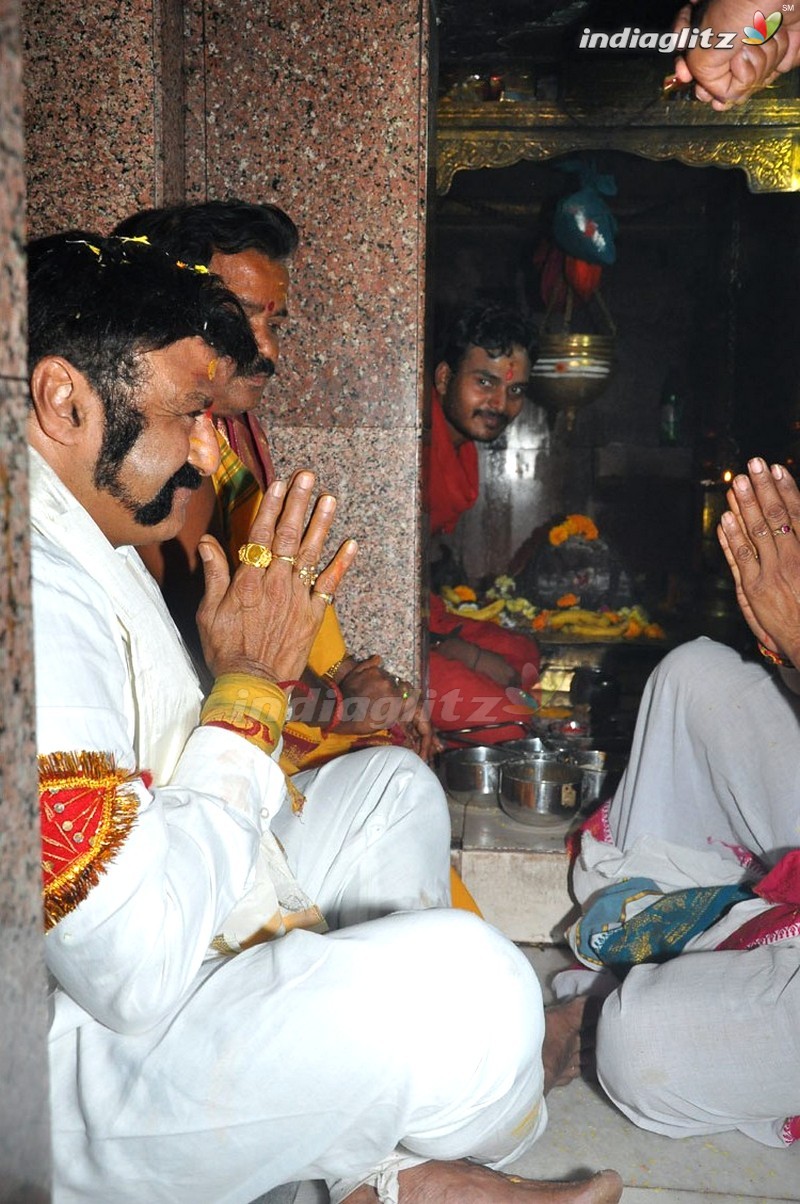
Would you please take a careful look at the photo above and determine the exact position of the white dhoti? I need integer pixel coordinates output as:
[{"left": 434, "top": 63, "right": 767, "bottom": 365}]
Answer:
[
  {"left": 609, "top": 636, "right": 800, "bottom": 856},
  {"left": 566, "top": 639, "right": 800, "bottom": 1146},
  {"left": 51, "top": 748, "right": 547, "bottom": 1203}
]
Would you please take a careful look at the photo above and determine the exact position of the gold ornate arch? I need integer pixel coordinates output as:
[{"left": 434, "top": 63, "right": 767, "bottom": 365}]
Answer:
[{"left": 436, "top": 97, "right": 800, "bottom": 194}]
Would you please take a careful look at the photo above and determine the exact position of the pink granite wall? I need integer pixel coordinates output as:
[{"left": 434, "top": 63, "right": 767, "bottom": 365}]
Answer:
[
  {"left": 184, "top": 0, "right": 431, "bottom": 674},
  {"left": 1, "top": 0, "right": 52, "bottom": 1193},
  {"left": 24, "top": 0, "right": 186, "bottom": 236}
]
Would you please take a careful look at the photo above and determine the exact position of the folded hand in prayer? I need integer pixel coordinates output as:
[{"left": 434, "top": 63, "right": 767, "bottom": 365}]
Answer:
[
  {"left": 718, "top": 457, "right": 800, "bottom": 669},
  {"left": 196, "top": 469, "right": 357, "bottom": 684}
]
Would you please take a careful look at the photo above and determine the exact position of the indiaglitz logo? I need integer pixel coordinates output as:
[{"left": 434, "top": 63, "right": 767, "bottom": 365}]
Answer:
[
  {"left": 579, "top": 9, "right": 784, "bottom": 52},
  {"left": 742, "top": 9, "right": 783, "bottom": 42}
]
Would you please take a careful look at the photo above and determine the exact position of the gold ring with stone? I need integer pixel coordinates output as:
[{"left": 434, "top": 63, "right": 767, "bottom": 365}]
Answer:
[
  {"left": 273, "top": 554, "right": 298, "bottom": 565},
  {"left": 298, "top": 565, "right": 319, "bottom": 587},
  {"left": 238, "top": 542, "right": 273, "bottom": 569},
  {"left": 773, "top": 523, "right": 794, "bottom": 536},
  {"left": 313, "top": 590, "right": 335, "bottom": 605}
]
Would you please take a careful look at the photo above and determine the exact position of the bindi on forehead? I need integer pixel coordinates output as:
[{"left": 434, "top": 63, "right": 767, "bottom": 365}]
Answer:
[
  {"left": 505, "top": 366, "right": 515, "bottom": 382},
  {"left": 267, "top": 300, "right": 276, "bottom": 313}
]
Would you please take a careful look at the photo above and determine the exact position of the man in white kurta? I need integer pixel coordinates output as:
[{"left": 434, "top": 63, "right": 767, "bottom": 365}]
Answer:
[
  {"left": 31, "top": 232, "right": 598, "bottom": 1204},
  {"left": 36, "top": 445, "right": 553, "bottom": 1202}
]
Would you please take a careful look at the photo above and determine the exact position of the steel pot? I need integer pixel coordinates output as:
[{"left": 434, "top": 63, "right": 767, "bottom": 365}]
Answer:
[
  {"left": 501, "top": 736, "right": 548, "bottom": 758},
  {"left": 499, "top": 758, "right": 582, "bottom": 824},
  {"left": 559, "top": 748, "right": 626, "bottom": 811},
  {"left": 441, "top": 746, "right": 509, "bottom": 801}
]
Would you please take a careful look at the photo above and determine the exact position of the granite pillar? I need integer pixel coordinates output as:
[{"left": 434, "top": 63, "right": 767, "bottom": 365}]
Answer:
[
  {"left": 1, "top": 0, "right": 52, "bottom": 1196},
  {"left": 185, "top": 0, "right": 432, "bottom": 675}
]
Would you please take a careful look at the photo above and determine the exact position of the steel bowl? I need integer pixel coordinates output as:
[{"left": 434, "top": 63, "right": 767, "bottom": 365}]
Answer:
[
  {"left": 501, "top": 736, "right": 548, "bottom": 758},
  {"left": 499, "top": 758, "right": 582, "bottom": 825},
  {"left": 559, "top": 748, "right": 626, "bottom": 811},
  {"left": 441, "top": 746, "right": 510, "bottom": 802},
  {"left": 561, "top": 748, "right": 609, "bottom": 771}
]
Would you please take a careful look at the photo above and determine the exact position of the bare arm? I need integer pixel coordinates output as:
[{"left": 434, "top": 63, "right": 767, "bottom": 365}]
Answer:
[{"left": 435, "top": 636, "right": 519, "bottom": 688}]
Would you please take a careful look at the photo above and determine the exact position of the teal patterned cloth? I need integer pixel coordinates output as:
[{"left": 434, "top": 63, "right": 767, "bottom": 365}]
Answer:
[{"left": 571, "top": 876, "right": 753, "bottom": 972}]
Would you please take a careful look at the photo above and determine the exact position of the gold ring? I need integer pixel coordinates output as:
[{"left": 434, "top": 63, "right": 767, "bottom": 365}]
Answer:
[
  {"left": 238, "top": 542, "right": 272, "bottom": 569},
  {"left": 298, "top": 565, "right": 319, "bottom": 587},
  {"left": 774, "top": 523, "right": 794, "bottom": 536},
  {"left": 313, "top": 590, "right": 335, "bottom": 605},
  {"left": 272, "top": 554, "right": 297, "bottom": 565}
]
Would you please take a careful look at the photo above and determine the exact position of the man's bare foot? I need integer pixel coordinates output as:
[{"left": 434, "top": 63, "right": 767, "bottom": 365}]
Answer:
[
  {"left": 542, "top": 996, "right": 590, "bottom": 1092},
  {"left": 343, "top": 1160, "right": 623, "bottom": 1203}
]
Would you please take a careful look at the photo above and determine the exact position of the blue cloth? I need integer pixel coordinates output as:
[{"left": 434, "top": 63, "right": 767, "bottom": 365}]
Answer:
[{"left": 572, "top": 877, "right": 753, "bottom": 973}]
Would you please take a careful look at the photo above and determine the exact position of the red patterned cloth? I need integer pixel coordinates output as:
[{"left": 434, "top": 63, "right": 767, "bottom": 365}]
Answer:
[
  {"left": 40, "top": 751, "right": 140, "bottom": 931},
  {"left": 718, "top": 848, "right": 800, "bottom": 952}
]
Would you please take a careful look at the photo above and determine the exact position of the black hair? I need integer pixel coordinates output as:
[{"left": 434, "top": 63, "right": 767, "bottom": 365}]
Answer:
[
  {"left": 27, "top": 230, "right": 260, "bottom": 470},
  {"left": 112, "top": 199, "right": 299, "bottom": 267},
  {"left": 437, "top": 302, "right": 537, "bottom": 373}
]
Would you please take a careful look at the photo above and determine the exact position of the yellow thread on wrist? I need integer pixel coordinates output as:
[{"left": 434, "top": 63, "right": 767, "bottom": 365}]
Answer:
[{"left": 201, "top": 673, "right": 288, "bottom": 755}]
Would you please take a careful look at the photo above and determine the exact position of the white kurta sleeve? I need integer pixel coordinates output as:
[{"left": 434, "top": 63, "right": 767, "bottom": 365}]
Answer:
[{"left": 35, "top": 541, "right": 288, "bottom": 1034}]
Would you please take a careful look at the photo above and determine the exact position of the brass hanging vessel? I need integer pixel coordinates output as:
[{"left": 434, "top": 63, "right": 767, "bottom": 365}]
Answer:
[{"left": 531, "top": 286, "right": 617, "bottom": 433}]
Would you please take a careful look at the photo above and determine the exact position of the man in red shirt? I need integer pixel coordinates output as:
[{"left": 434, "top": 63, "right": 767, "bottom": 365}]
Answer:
[{"left": 427, "top": 303, "right": 541, "bottom": 744}]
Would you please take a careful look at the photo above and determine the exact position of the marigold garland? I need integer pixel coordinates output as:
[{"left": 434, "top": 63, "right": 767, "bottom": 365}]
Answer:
[{"left": 548, "top": 513, "right": 599, "bottom": 546}]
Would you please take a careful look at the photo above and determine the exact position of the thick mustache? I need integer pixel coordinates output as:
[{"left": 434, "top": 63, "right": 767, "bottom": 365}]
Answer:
[
  {"left": 168, "top": 461, "right": 205, "bottom": 491},
  {"left": 134, "top": 461, "right": 204, "bottom": 527},
  {"left": 474, "top": 410, "right": 507, "bottom": 422},
  {"left": 246, "top": 355, "right": 275, "bottom": 379}
]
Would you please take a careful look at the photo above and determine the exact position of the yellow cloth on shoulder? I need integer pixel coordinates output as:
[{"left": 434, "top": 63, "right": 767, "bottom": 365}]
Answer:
[{"left": 209, "top": 429, "right": 482, "bottom": 917}]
